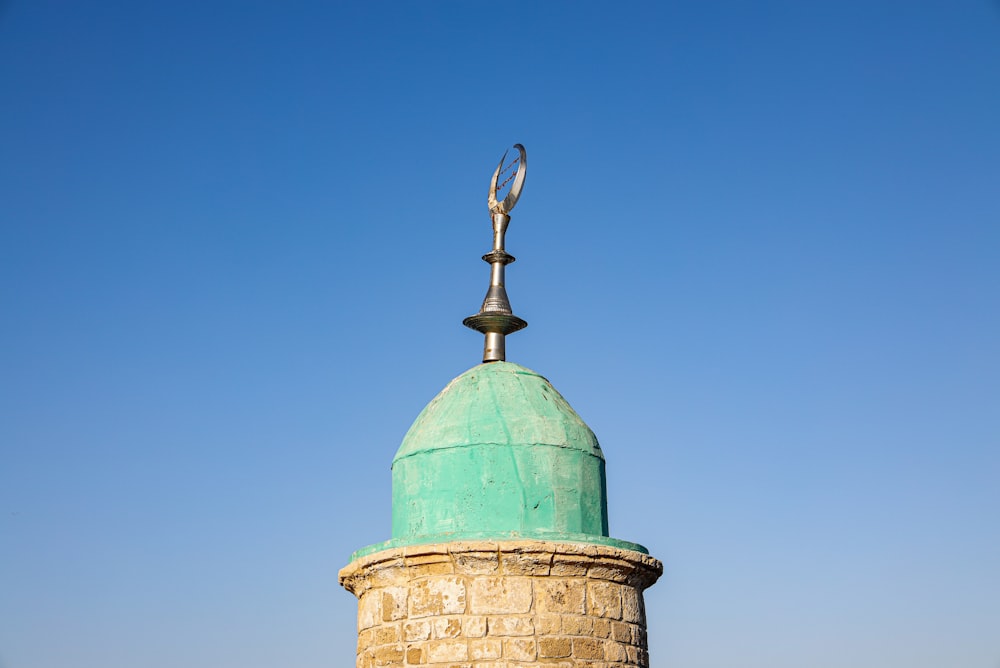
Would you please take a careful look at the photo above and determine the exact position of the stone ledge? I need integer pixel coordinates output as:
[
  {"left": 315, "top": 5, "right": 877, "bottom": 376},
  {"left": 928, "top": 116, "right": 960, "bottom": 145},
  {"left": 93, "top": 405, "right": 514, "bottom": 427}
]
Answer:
[
  {"left": 351, "top": 532, "right": 651, "bottom": 561},
  {"left": 340, "top": 540, "right": 662, "bottom": 597}
]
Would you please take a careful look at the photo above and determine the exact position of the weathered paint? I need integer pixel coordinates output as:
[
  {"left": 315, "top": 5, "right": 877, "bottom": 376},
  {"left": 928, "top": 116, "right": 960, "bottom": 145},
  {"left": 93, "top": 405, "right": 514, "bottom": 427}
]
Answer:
[{"left": 387, "top": 362, "right": 628, "bottom": 554}]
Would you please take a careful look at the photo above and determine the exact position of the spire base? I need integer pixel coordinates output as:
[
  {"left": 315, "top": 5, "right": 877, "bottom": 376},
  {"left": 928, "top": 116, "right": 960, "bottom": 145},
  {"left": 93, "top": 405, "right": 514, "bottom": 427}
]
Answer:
[
  {"left": 462, "top": 313, "right": 528, "bottom": 362},
  {"left": 462, "top": 313, "right": 528, "bottom": 336}
]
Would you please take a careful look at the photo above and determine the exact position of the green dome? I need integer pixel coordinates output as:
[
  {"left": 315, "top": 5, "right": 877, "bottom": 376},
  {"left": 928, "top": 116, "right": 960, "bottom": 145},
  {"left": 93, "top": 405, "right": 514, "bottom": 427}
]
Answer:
[{"left": 391, "top": 362, "right": 610, "bottom": 544}]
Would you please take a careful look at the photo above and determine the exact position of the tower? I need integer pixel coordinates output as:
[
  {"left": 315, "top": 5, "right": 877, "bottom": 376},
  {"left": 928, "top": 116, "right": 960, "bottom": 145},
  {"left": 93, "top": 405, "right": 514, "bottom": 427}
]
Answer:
[{"left": 339, "top": 145, "right": 661, "bottom": 668}]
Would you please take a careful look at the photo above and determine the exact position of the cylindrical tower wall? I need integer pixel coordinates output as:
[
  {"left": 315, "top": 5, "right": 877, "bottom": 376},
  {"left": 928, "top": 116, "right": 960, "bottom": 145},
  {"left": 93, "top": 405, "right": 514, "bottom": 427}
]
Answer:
[{"left": 339, "top": 540, "right": 662, "bottom": 668}]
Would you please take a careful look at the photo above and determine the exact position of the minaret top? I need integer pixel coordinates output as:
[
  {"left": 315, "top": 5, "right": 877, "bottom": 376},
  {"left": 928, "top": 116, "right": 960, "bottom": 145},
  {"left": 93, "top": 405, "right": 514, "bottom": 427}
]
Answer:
[
  {"left": 344, "top": 146, "right": 655, "bottom": 561},
  {"left": 462, "top": 144, "right": 529, "bottom": 363}
]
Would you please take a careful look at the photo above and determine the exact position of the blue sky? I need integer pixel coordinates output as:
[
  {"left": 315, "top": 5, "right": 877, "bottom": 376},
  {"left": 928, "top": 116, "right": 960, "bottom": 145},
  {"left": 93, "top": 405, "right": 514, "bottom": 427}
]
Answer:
[{"left": 1, "top": 2, "right": 998, "bottom": 667}]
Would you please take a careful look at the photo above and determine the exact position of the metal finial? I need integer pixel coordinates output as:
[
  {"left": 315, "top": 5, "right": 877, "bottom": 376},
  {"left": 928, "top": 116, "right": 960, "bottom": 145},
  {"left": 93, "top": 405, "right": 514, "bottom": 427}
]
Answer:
[{"left": 463, "top": 144, "right": 528, "bottom": 363}]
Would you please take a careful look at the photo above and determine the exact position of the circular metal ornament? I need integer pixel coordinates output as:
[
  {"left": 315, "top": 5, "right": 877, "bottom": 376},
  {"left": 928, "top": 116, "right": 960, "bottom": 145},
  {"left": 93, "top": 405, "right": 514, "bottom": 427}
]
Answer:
[
  {"left": 462, "top": 313, "right": 528, "bottom": 336},
  {"left": 488, "top": 144, "right": 527, "bottom": 215}
]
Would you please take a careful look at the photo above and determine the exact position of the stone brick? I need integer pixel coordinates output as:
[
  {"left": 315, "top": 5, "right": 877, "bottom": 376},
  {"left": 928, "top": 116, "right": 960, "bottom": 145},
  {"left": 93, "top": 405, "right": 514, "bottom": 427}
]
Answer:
[
  {"left": 358, "top": 650, "right": 375, "bottom": 668},
  {"left": 487, "top": 616, "right": 534, "bottom": 636},
  {"left": 461, "top": 616, "right": 487, "bottom": 638},
  {"left": 633, "top": 624, "right": 647, "bottom": 648},
  {"left": 550, "top": 555, "right": 591, "bottom": 577},
  {"left": 572, "top": 637, "right": 604, "bottom": 660},
  {"left": 592, "top": 618, "right": 610, "bottom": 638},
  {"left": 468, "top": 577, "right": 532, "bottom": 615},
  {"left": 373, "top": 645, "right": 404, "bottom": 666},
  {"left": 381, "top": 587, "right": 408, "bottom": 622},
  {"left": 587, "top": 581, "right": 623, "bottom": 619},
  {"left": 469, "top": 638, "right": 502, "bottom": 660},
  {"left": 536, "top": 613, "right": 561, "bottom": 635},
  {"left": 626, "top": 645, "right": 639, "bottom": 664},
  {"left": 561, "top": 615, "right": 593, "bottom": 636},
  {"left": 588, "top": 559, "right": 634, "bottom": 582},
  {"left": 403, "top": 620, "right": 432, "bottom": 642},
  {"left": 405, "top": 553, "right": 448, "bottom": 566},
  {"left": 638, "top": 647, "right": 650, "bottom": 666},
  {"left": 364, "top": 556, "right": 408, "bottom": 589},
  {"left": 538, "top": 637, "right": 572, "bottom": 658},
  {"left": 605, "top": 640, "right": 628, "bottom": 662},
  {"left": 373, "top": 625, "right": 401, "bottom": 645},
  {"left": 433, "top": 617, "right": 463, "bottom": 639},
  {"left": 409, "top": 562, "right": 456, "bottom": 578},
  {"left": 425, "top": 640, "right": 469, "bottom": 663},
  {"left": 358, "top": 628, "right": 375, "bottom": 653},
  {"left": 406, "top": 647, "right": 425, "bottom": 664},
  {"left": 503, "top": 638, "right": 537, "bottom": 662},
  {"left": 621, "top": 586, "right": 644, "bottom": 624},
  {"left": 404, "top": 555, "right": 453, "bottom": 578},
  {"left": 626, "top": 623, "right": 641, "bottom": 646},
  {"left": 612, "top": 621, "right": 631, "bottom": 643},
  {"left": 452, "top": 551, "right": 500, "bottom": 575},
  {"left": 409, "top": 578, "right": 467, "bottom": 618},
  {"left": 359, "top": 592, "right": 381, "bottom": 630},
  {"left": 535, "top": 579, "right": 586, "bottom": 614},
  {"left": 500, "top": 551, "right": 552, "bottom": 576}
]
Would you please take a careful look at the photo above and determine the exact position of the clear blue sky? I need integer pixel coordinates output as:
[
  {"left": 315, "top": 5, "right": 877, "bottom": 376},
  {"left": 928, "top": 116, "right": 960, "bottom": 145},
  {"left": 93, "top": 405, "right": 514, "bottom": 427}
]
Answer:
[{"left": 2, "top": 2, "right": 998, "bottom": 667}]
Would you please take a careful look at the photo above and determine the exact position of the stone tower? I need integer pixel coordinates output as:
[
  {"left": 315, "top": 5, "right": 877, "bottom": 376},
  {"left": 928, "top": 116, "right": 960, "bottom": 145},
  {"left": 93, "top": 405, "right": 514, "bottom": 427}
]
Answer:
[{"left": 339, "top": 146, "right": 661, "bottom": 668}]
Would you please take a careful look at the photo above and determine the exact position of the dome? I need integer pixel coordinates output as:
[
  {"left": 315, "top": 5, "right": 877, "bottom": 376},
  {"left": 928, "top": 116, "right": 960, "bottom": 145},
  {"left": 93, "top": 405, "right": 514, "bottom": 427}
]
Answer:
[{"left": 390, "top": 362, "right": 610, "bottom": 544}]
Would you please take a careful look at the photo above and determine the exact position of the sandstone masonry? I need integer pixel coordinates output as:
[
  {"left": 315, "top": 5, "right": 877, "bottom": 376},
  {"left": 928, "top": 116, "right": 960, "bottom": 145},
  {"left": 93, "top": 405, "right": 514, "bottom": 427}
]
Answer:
[{"left": 339, "top": 540, "right": 662, "bottom": 668}]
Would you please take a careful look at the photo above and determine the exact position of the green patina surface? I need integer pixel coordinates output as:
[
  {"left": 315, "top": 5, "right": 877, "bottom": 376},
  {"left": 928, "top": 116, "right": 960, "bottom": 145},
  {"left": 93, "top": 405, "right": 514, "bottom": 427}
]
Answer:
[{"left": 363, "top": 362, "right": 648, "bottom": 560}]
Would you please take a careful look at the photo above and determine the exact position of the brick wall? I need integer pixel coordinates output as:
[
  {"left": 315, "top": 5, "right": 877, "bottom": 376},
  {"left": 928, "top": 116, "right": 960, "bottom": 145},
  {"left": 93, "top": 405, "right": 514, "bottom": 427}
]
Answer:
[{"left": 339, "top": 541, "right": 662, "bottom": 668}]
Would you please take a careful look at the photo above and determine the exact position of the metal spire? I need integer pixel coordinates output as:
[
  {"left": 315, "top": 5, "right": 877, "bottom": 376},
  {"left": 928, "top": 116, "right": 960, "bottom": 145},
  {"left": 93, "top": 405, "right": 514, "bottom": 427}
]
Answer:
[{"left": 463, "top": 144, "right": 528, "bottom": 363}]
